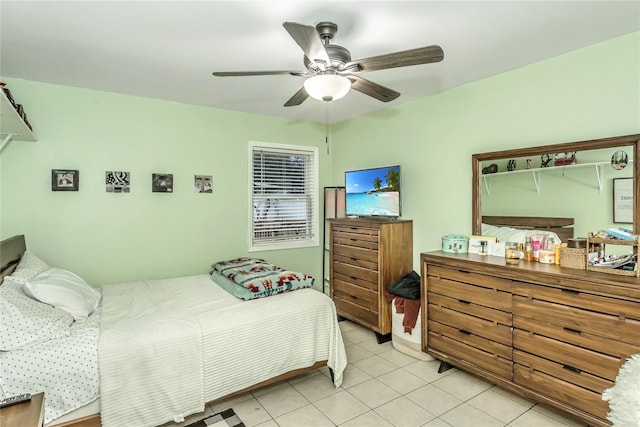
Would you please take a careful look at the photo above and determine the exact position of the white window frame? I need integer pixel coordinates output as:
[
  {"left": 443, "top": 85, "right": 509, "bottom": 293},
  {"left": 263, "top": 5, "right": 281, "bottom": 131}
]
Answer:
[{"left": 248, "top": 141, "right": 319, "bottom": 252}]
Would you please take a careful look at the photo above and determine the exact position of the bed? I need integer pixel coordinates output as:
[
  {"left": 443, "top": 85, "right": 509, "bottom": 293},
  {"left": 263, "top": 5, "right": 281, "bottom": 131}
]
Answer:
[{"left": 0, "top": 235, "right": 347, "bottom": 427}]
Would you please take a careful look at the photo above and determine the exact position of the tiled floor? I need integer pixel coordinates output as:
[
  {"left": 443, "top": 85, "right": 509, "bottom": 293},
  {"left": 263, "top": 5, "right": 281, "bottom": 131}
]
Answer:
[{"left": 171, "top": 320, "right": 589, "bottom": 427}]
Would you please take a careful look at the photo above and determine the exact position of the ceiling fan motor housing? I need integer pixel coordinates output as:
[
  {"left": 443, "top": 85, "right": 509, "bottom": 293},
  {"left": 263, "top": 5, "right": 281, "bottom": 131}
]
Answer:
[{"left": 304, "top": 22, "right": 352, "bottom": 72}]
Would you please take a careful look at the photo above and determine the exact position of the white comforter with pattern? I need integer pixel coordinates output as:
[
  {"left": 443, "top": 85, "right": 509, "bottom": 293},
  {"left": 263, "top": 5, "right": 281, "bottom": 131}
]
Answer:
[{"left": 99, "top": 274, "right": 346, "bottom": 427}]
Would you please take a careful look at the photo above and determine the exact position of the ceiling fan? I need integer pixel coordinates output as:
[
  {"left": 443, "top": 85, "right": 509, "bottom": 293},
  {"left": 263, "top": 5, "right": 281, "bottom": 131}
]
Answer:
[{"left": 212, "top": 21, "right": 444, "bottom": 107}]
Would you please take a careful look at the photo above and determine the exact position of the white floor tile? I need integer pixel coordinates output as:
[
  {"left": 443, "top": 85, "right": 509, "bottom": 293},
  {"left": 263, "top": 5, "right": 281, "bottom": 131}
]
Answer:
[
  {"left": 291, "top": 370, "right": 342, "bottom": 402},
  {"left": 378, "top": 347, "right": 421, "bottom": 367},
  {"left": 431, "top": 370, "right": 492, "bottom": 401},
  {"left": 224, "top": 397, "right": 272, "bottom": 427},
  {"left": 374, "top": 396, "right": 436, "bottom": 427},
  {"left": 466, "top": 387, "right": 532, "bottom": 423},
  {"left": 339, "top": 410, "right": 395, "bottom": 427},
  {"left": 508, "top": 407, "right": 578, "bottom": 427},
  {"left": 314, "top": 390, "right": 370, "bottom": 425},
  {"left": 345, "top": 343, "right": 375, "bottom": 363},
  {"left": 406, "top": 384, "right": 462, "bottom": 417},
  {"left": 403, "top": 359, "right": 455, "bottom": 383},
  {"left": 340, "top": 364, "right": 373, "bottom": 389},
  {"left": 346, "top": 378, "right": 401, "bottom": 409},
  {"left": 254, "top": 383, "right": 310, "bottom": 418},
  {"left": 353, "top": 354, "right": 398, "bottom": 377},
  {"left": 439, "top": 402, "right": 504, "bottom": 427},
  {"left": 377, "top": 367, "right": 428, "bottom": 394},
  {"left": 274, "top": 404, "right": 335, "bottom": 427},
  {"left": 531, "top": 404, "right": 588, "bottom": 426}
]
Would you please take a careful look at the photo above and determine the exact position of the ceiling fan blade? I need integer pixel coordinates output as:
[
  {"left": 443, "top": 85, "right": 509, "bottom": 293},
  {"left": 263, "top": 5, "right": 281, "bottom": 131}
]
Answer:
[
  {"left": 212, "top": 70, "right": 305, "bottom": 77},
  {"left": 283, "top": 22, "right": 331, "bottom": 66},
  {"left": 347, "top": 45, "right": 444, "bottom": 72},
  {"left": 347, "top": 75, "right": 400, "bottom": 103},
  {"left": 284, "top": 87, "right": 309, "bottom": 107}
]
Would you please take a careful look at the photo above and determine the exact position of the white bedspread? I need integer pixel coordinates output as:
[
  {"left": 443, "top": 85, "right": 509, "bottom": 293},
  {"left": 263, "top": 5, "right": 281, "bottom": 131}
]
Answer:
[
  {"left": 99, "top": 276, "right": 204, "bottom": 427},
  {"left": 99, "top": 274, "right": 346, "bottom": 427}
]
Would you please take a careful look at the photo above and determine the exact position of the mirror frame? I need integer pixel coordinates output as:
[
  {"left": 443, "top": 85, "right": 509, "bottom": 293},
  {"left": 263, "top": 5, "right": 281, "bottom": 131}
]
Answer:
[{"left": 472, "top": 134, "right": 640, "bottom": 236}]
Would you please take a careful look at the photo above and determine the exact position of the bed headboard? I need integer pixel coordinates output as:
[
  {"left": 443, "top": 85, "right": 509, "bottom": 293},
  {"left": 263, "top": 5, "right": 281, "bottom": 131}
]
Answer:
[
  {"left": 1, "top": 234, "right": 26, "bottom": 274},
  {"left": 482, "top": 216, "right": 575, "bottom": 243}
]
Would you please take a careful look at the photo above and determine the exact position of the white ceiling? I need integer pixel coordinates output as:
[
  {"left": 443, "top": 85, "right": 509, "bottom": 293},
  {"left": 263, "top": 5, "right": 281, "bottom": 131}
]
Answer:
[{"left": 1, "top": 1, "right": 639, "bottom": 124}]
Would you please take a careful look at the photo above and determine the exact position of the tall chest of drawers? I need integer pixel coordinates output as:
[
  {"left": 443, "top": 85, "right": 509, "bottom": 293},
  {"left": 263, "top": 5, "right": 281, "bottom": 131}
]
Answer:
[
  {"left": 421, "top": 251, "right": 640, "bottom": 427},
  {"left": 330, "top": 218, "right": 413, "bottom": 336}
]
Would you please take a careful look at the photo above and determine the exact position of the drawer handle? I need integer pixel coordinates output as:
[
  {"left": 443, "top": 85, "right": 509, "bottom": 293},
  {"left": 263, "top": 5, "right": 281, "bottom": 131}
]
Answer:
[
  {"left": 563, "top": 365, "right": 582, "bottom": 374},
  {"left": 351, "top": 257, "right": 357, "bottom": 261},
  {"left": 563, "top": 327, "right": 581, "bottom": 334},
  {"left": 457, "top": 270, "right": 471, "bottom": 274},
  {"left": 459, "top": 329, "right": 472, "bottom": 335},
  {"left": 561, "top": 288, "right": 579, "bottom": 295},
  {"left": 458, "top": 299, "right": 471, "bottom": 304},
  {"left": 350, "top": 238, "right": 357, "bottom": 242},
  {"left": 350, "top": 276, "right": 358, "bottom": 280}
]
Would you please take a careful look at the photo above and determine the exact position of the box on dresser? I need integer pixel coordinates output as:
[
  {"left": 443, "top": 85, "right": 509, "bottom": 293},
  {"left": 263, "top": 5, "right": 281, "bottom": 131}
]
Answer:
[{"left": 421, "top": 251, "right": 640, "bottom": 427}]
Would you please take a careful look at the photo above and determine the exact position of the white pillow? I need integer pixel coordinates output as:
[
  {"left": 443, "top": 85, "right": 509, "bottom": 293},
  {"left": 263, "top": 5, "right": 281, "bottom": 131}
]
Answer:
[
  {"left": 3, "top": 251, "right": 50, "bottom": 284},
  {"left": 24, "top": 268, "right": 101, "bottom": 321},
  {"left": 0, "top": 281, "right": 73, "bottom": 351}
]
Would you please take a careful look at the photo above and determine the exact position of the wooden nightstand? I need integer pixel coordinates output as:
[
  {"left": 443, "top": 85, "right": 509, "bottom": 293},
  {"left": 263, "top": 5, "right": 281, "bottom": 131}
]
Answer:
[{"left": 0, "top": 393, "right": 44, "bottom": 427}]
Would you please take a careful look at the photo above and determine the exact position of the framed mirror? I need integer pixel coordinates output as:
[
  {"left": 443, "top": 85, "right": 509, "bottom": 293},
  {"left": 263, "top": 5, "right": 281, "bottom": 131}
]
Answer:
[{"left": 472, "top": 134, "right": 640, "bottom": 238}]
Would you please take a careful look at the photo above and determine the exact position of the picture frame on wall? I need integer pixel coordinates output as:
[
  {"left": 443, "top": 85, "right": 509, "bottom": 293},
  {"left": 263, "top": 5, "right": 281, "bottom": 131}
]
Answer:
[
  {"left": 152, "top": 173, "right": 173, "bottom": 192},
  {"left": 613, "top": 177, "right": 633, "bottom": 223},
  {"left": 51, "top": 169, "right": 79, "bottom": 191},
  {"left": 106, "top": 171, "right": 130, "bottom": 193}
]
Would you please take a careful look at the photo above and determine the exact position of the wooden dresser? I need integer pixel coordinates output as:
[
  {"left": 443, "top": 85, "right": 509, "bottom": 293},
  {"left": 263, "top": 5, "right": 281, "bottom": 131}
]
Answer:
[
  {"left": 330, "top": 218, "right": 413, "bottom": 338},
  {"left": 421, "top": 251, "right": 640, "bottom": 427}
]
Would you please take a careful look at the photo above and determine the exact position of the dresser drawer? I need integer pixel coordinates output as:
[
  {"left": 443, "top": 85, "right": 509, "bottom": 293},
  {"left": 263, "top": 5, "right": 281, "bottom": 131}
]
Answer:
[
  {"left": 333, "top": 261, "right": 378, "bottom": 284},
  {"left": 514, "top": 355, "right": 610, "bottom": 420},
  {"left": 333, "top": 243, "right": 378, "bottom": 265},
  {"left": 333, "top": 279, "right": 378, "bottom": 310},
  {"left": 513, "top": 329, "right": 622, "bottom": 383},
  {"left": 514, "top": 316, "right": 639, "bottom": 362},
  {"left": 334, "top": 295, "right": 378, "bottom": 326},
  {"left": 428, "top": 329, "right": 512, "bottom": 379},
  {"left": 428, "top": 295, "right": 512, "bottom": 344},
  {"left": 428, "top": 271, "right": 511, "bottom": 311},
  {"left": 332, "top": 226, "right": 379, "bottom": 250},
  {"left": 513, "top": 283, "right": 640, "bottom": 345}
]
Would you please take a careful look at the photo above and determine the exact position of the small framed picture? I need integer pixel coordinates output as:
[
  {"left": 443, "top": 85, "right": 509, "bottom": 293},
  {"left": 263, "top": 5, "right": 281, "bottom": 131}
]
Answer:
[
  {"left": 52, "top": 169, "right": 79, "bottom": 191},
  {"left": 106, "top": 171, "right": 130, "bottom": 193},
  {"left": 152, "top": 173, "right": 173, "bottom": 192},
  {"left": 194, "top": 175, "right": 213, "bottom": 193},
  {"left": 613, "top": 177, "right": 633, "bottom": 223}
]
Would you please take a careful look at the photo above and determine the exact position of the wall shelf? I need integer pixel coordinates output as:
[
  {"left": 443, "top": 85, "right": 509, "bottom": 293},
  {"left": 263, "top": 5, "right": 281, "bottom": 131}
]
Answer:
[
  {"left": 0, "top": 88, "right": 36, "bottom": 152},
  {"left": 482, "top": 160, "right": 633, "bottom": 196}
]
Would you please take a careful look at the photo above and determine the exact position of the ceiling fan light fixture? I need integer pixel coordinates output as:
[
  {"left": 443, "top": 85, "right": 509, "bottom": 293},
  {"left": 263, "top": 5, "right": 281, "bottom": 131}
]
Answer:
[{"left": 304, "top": 74, "right": 351, "bottom": 102}]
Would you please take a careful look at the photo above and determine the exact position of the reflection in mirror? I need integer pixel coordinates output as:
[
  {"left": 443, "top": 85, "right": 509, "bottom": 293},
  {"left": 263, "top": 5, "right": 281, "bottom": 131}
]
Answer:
[{"left": 472, "top": 134, "right": 640, "bottom": 241}]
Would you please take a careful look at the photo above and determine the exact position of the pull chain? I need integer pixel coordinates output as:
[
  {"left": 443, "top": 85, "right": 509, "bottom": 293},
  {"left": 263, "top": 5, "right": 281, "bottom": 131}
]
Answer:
[{"left": 325, "top": 102, "right": 330, "bottom": 155}]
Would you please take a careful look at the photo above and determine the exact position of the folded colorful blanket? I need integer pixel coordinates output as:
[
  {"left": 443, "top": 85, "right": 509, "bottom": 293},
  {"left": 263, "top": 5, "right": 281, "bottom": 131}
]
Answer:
[{"left": 211, "top": 258, "right": 314, "bottom": 300}]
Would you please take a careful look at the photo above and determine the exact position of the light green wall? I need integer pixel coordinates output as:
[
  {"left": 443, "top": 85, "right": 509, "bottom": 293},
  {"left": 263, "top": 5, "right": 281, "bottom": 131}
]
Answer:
[
  {"left": 2, "top": 32, "right": 638, "bottom": 284},
  {"left": 331, "top": 32, "right": 640, "bottom": 270},
  {"left": 0, "top": 80, "right": 331, "bottom": 285}
]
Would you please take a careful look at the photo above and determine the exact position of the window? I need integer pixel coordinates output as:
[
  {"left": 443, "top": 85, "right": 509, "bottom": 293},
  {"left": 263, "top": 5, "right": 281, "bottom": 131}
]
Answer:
[{"left": 249, "top": 141, "right": 319, "bottom": 251}]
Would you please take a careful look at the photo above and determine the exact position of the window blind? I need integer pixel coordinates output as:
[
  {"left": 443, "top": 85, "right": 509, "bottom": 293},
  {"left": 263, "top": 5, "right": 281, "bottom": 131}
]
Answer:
[{"left": 250, "top": 142, "right": 317, "bottom": 249}]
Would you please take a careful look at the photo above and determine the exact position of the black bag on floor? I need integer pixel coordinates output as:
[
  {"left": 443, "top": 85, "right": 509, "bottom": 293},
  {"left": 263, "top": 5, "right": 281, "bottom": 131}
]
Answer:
[{"left": 387, "top": 270, "right": 420, "bottom": 300}]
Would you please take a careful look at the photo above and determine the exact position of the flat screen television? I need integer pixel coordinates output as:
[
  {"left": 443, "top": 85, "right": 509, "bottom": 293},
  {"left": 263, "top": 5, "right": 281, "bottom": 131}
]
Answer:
[{"left": 345, "top": 165, "right": 401, "bottom": 217}]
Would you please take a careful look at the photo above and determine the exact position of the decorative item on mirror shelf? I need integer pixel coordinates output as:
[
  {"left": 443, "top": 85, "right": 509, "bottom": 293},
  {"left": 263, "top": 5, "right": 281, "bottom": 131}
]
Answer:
[
  {"left": 482, "top": 163, "right": 498, "bottom": 174},
  {"left": 507, "top": 159, "right": 516, "bottom": 171},
  {"left": 540, "top": 154, "right": 552, "bottom": 168},
  {"left": 553, "top": 152, "right": 577, "bottom": 166}
]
